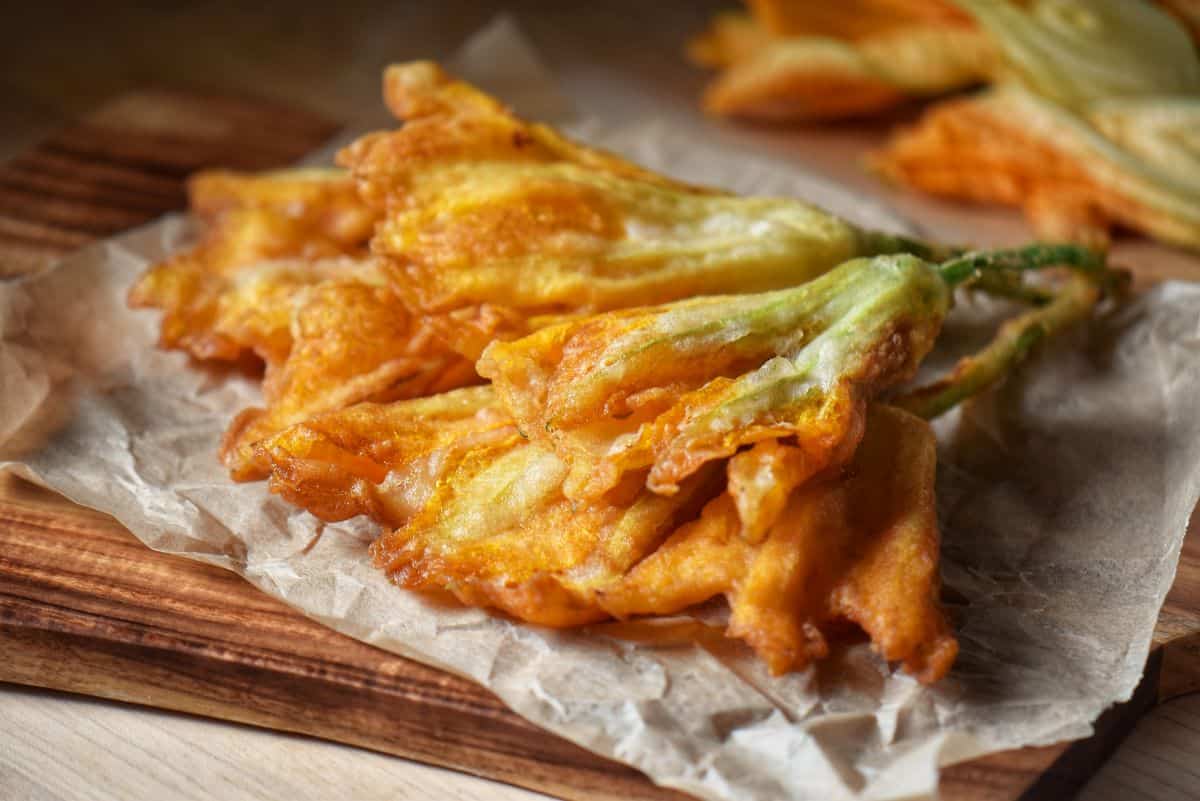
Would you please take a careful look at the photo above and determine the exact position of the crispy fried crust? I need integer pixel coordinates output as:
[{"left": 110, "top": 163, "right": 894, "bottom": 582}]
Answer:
[
  {"left": 258, "top": 386, "right": 512, "bottom": 527},
  {"left": 260, "top": 391, "right": 957, "bottom": 682},
  {"left": 479, "top": 255, "right": 948, "bottom": 500},
  {"left": 827, "top": 406, "right": 959, "bottom": 684},
  {"left": 877, "top": 93, "right": 1105, "bottom": 246},
  {"left": 372, "top": 445, "right": 718, "bottom": 628},
  {"left": 128, "top": 168, "right": 378, "bottom": 361},
  {"left": 258, "top": 384, "right": 718, "bottom": 628},
  {"left": 690, "top": 2, "right": 991, "bottom": 121},
  {"left": 207, "top": 257, "right": 360, "bottom": 365},
  {"left": 221, "top": 269, "right": 478, "bottom": 481},
  {"left": 726, "top": 439, "right": 818, "bottom": 544},
  {"left": 691, "top": 2, "right": 1200, "bottom": 251},
  {"left": 339, "top": 61, "right": 907, "bottom": 338},
  {"left": 745, "top": 0, "right": 972, "bottom": 39},
  {"left": 873, "top": 89, "right": 1200, "bottom": 251},
  {"left": 130, "top": 60, "right": 963, "bottom": 683},
  {"left": 600, "top": 405, "right": 957, "bottom": 681},
  {"left": 128, "top": 168, "right": 480, "bottom": 482}
]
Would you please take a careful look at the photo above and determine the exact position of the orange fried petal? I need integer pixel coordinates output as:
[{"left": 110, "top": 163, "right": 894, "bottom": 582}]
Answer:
[
  {"left": 691, "top": 3, "right": 991, "bottom": 121},
  {"left": 128, "top": 168, "right": 377, "bottom": 361},
  {"left": 371, "top": 441, "right": 719, "bottom": 628},
  {"left": 874, "top": 92, "right": 1114, "bottom": 248},
  {"left": 873, "top": 89, "right": 1200, "bottom": 251},
  {"left": 261, "top": 388, "right": 955, "bottom": 680},
  {"left": 340, "top": 61, "right": 909, "bottom": 321},
  {"left": 480, "top": 255, "right": 947, "bottom": 500},
  {"left": 208, "top": 257, "right": 361, "bottom": 365},
  {"left": 221, "top": 273, "right": 478, "bottom": 481},
  {"left": 746, "top": 0, "right": 972, "bottom": 39},
  {"left": 726, "top": 439, "right": 819, "bottom": 544},
  {"left": 700, "top": 33, "right": 910, "bottom": 121},
  {"left": 828, "top": 404, "right": 958, "bottom": 684},
  {"left": 257, "top": 385, "right": 508, "bottom": 527},
  {"left": 600, "top": 405, "right": 957, "bottom": 682}
]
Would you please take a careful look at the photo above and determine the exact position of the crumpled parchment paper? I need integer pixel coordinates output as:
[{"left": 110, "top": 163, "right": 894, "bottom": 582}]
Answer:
[{"left": 3, "top": 18, "right": 1200, "bottom": 801}]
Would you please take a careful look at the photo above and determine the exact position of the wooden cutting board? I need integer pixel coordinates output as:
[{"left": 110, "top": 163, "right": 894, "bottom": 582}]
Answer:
[{"left": 1, "top": 90, "right": 1198, "bottom": 801}]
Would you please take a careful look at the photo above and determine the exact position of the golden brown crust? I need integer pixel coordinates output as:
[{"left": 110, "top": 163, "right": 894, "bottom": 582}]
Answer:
[
  {"left": 691, "top": 4, "right": 991, "bottom": 121},
  {"left": 258, "top": 386, "right": 509, "bottom": 527},
  {"left": 220, "top": 275, "right": 477, "bottom": 481},
  {"left": 693, "top": 2, "right": 1200, "bottom": 251},
  {"left": 130, "top": 60, "right": 961, "bottom": 684},
  {"left": 262, "top": 394, "right": 956, "bottom": 682},
  {"left": 340, "top": 62, "right": 891, "bottom": 324},
  {"left": 479, "top": 256, "right": 947, "bottom": 501},
  {"left": 599, "top": 405, "right": 957, "bottom": 680},
  {"left": 127, "top": 169, "right": 378, "bottom": 362},
  {"left": 703, "top": 52, "right": 910, "bottom": 120},
  {"left": 872, "top": 92, "right": 1185, "bottom": 250},
  {"left": 343, "top": 61, "right": 698, "bottom": 210}
]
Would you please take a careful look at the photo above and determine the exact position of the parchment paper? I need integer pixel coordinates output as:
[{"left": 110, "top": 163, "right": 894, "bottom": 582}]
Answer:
[{"left": 3, "top": 18, "right": 1200, "bottom": 801}]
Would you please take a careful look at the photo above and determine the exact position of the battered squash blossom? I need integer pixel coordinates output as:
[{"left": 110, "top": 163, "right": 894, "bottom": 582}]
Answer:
[
  {"left": 479, "top": 254, "right": 945, "bottom": 500},
  {"left": 129, "top": 61, "right": 947, "bottom": 481},
  {"left": 128, "top": 168, "right": 379, "bottom": 362},
  {"left": 478, "top": 247, "right": 1106, "bottom": 501},
  {"left": 261, "top": 242, "right": 1114, "bottom": 682},
  {"left": 691, "top": 0, "right": 1200, "bottom": 251},
  {"left": 132, "top": 60, "right": 1122, "bottom": 684},
  {"left": 338, "top": 61, "right": 949, "bottom": 356}
]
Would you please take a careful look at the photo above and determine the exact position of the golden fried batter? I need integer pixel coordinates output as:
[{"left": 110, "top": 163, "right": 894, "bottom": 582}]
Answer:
[
  {"left": 874, "top": 88, "right": 1200, "bottom": 251},
  {"left": 339, "top": 61, "right": 936, "bottom": 356},
  {"left": 128, "top": 59, "right": 975, "bottom": 684},
  {"left": 726, "top": 439, "right": 819, "bottom": 544},
  {"left": 260, "top": 392, "right": 956, "bottom": 682},
  {"left": 128, "top": 167, "right": 482, "bottom": 481},
  {"left": 373, "top": 444, "right": 718, "bottom": 628},
  {"left": 691, "top": 1, "right": 1200, "bottom": 250},
  {"left": 690, "top": 2, "right": 992, "bottom": 120},
  {"left": 258, "top": 386, "right": 511, "bottom": 526},
  {"left": 258, "top": 386, "right": 719, "bottom": 628},
  {"left": 128, "top": 168, "right": 378, "bottom": 361},
  {"left": 207, "top": 257, "right": 360, "bottom": 365},
  {"left": 692, "top": 0, "right": 1199, "bottom": 121},
  {"left": 221, "top": 263, "right": 478, "bottom": 481},
  {"left": 600, "top": 405, "right": 957, "bottom": 682},
  {"left": 479, "top": 254, "right": 947, "bottom": 500}
]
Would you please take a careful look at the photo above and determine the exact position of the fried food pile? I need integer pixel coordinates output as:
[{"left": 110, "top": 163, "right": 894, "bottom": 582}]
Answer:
[
  {"left": 128, "top": 169, "right": 477, "bottom": 480},
  {"left": 342, "top": 62, "right": 947, "bottom": 357},
  {"left": 692, "top": 0, "right": 1200, "bottom": 252},
  {"left": 129, "top": 61, "right": 1118, "bottom": 684}
]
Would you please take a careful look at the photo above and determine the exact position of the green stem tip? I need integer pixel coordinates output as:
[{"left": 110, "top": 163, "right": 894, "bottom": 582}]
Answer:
[
  {"left": 938, "top": 243, "right": 1107, "bottom": 288},
  {"left": 893, "top": 243, "right": 1117, "bottom": 420},
  {"left": 894, "top": 272, "right": 1100, "bottom": 420}
]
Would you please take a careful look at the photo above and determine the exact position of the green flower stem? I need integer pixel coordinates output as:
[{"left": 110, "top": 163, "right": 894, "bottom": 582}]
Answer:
[
  {"left": 970, "top": 270, "right": 1055, "bottom": 306},
  {"left": 938, "top": 244, "right": 1108, "bottom": 288},
  {"left": 896, "top": 245, "right": 1113, "bottom": 419}
]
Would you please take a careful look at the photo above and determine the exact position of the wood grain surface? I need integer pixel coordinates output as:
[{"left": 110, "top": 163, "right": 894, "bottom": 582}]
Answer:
[{"left": 1, "top": 90, "right": 1198, "bottom": 801}]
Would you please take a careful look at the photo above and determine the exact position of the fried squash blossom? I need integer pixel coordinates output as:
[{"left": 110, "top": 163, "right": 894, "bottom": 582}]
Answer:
[
  {"left": 691, "top": 0, "right": 1200, "bottom": 252},
  {"left": 129, "top": 60, "right": 1120, "bottom": 684}
]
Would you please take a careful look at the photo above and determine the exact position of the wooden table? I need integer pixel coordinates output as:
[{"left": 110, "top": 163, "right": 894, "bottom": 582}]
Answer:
[
  {"left": 2, "top": 3, "right": 1199, "bottom": 800},
  {"left": 5, "top": 685, "right": 1198, "bottom": 801}
]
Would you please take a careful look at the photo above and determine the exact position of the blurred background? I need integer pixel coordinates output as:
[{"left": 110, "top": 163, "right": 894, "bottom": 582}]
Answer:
[{"left": 0, "top": 1, "right": 731, "bottom": 161}]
